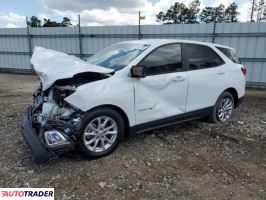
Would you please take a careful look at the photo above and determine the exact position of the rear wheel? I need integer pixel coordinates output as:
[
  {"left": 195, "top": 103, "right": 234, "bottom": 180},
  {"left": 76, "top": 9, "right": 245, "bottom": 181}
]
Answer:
[
  {"left": 77, "top": 108, "right": 125, "bottom": 158},
  {"left": 209, "top": 91, "right": 234, "bottom": 123}
]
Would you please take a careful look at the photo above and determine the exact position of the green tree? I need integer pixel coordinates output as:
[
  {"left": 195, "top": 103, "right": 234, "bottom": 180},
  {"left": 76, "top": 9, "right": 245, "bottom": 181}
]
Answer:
[
  {"left": 43, "top": 17, "right": 73, "bottom": 27},
  {"left": 156, "top": 11, "right": 165, "bottom": 24},
  {"left": 43, "top": 18, "right": 60, "bottom": 27},
  {"left": 165, "top": 2, "right": 189, "bottom": 24},
  {"left": 187, "top": 0, "right": 201, "bottom": 23},
  {"left": 61, "top": 17, "right": 73, "bottom": 27},
  {"left": 200, "top": 7, "right": 216, "bottom": 23},
  {"left": 263, "top": 4, "right": 266, "bottom": 20},
  {"left": 156, "top": 0, "right": 201, "bottom": 24},
  {"left": 200, "top": 4, "right": 225, "bottom": 23},
  {"left": 256, "top": 0, "right": 265, "bottom": 21},
  {"left": 28, "top": 16, "right": 41, "bottom": 27},
  {"left": 156, "top": 1, "right": 240, "bottom": 24},
  {"left": 225, "top": 2, "right": 239, "bottom": 23}
]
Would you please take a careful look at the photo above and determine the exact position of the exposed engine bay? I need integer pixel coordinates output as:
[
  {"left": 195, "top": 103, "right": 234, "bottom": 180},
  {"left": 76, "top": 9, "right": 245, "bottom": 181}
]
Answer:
[
  {"left": 21, "top": 46, "right": 116, "bottom": 163},
  {"left": 32, "top": 72, "right": 110, "bottom": 152}
]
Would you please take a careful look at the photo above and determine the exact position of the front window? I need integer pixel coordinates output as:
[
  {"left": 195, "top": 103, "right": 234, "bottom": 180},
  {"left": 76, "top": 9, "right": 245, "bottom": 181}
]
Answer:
[
  {"left": 140, "top": 44, "right": 182, "bottom": 76},
  {"left": 86, "top": 43, "right": 150, "bottom": 71}
]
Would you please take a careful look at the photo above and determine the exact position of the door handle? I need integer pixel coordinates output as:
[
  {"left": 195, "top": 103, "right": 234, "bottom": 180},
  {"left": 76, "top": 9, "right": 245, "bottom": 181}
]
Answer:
[
  {"left": 217, "top": 70, "right": 225, "bottom": 75},
  {"left": 172, "top": 76, "right": 185, "bottom": 82}
]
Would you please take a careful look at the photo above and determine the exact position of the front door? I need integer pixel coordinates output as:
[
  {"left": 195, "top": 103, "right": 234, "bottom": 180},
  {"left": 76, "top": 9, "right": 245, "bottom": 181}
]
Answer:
[{"left": 133, "top": 43, "right": 188, "bottom": 125}]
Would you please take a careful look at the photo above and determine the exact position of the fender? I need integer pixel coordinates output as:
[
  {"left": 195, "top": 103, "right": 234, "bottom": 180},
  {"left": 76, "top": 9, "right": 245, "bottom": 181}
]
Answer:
[{"left": 65, "top": 75, "right": 136, "bottom": 126}]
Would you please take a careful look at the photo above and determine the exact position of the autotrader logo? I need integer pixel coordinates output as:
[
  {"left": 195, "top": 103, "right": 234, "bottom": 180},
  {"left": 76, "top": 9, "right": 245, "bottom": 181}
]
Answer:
[{"left": 0, "top": 188, "right": 54, "bottom": 200}]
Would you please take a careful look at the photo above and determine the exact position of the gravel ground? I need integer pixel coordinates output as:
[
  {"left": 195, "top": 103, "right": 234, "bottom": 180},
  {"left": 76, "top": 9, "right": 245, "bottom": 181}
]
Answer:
[{"left": 0, "top": 73, "right": 265, "bottom": 200}]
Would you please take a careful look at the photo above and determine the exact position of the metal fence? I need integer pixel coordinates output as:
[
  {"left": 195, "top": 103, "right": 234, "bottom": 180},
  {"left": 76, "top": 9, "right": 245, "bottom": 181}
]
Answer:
[{"left": 0, "top": 22, "right": 266, "bottom": 86}]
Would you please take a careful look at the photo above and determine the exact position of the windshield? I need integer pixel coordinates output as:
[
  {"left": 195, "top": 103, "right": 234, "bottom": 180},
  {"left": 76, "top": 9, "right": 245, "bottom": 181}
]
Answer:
[{"left": 86, "top": 43, "right": 150, "bottom": 71}]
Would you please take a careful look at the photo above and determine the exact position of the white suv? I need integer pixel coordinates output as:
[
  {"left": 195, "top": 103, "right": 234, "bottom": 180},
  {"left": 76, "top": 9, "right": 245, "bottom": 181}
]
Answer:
[{"left": 21, "top": 39, "right": 246, "bottom": 164}]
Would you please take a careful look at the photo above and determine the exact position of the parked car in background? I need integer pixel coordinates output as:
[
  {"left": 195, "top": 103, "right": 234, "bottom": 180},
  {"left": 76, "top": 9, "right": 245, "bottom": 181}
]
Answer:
[{"left": 21, "top": 39, "right": 246, "bottom": 164}]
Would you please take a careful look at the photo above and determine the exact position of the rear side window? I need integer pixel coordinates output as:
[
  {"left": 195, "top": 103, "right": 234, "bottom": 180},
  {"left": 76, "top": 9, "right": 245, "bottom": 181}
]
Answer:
[
  {"left": 216, "top": 47, "right": 241, "bottom": 64},
  {"left": 140, "top": 44, "right": 182, "bottom": 76},
  {"left": 185, "top": 44, "right": 224, "bottom": 70}
]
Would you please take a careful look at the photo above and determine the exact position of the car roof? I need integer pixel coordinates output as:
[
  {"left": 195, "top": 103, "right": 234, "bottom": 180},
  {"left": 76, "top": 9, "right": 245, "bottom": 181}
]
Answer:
[{"left": 119, "top": 39, "right": 233, "bottom": 50}]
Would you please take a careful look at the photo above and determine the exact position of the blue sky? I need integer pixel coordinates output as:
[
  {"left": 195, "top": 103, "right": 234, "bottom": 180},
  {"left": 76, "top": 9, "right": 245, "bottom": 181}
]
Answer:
[
  {"left": 1, "top": 0, "right": 42, "bottom": 16},
  {"left": 0, "top": 0, "right": 251, "bottom": 28}
]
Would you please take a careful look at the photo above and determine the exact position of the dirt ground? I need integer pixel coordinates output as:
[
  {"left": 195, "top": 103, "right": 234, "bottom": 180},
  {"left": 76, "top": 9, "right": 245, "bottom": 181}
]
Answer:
[{"left": 0, "top": 73, "right": 265, "bottom": 200}]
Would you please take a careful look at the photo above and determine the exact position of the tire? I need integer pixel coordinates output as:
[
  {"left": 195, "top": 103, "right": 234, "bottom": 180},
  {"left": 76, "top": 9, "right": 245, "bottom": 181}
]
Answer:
[
  {"left": 77, "top": 107, "right": 125, "bottom": 158},
  {"left": 209, "top": 91, "right": 234, "bottom": 123}
]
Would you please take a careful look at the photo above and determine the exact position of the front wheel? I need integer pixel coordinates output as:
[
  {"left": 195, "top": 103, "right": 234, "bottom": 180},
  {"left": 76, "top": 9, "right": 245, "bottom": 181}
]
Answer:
[
  {"left": 209, "top": 91, "right": 234, "bottom": 123},
  {"left": 77, "top": 108, "right": 125, "bottom": 158}
]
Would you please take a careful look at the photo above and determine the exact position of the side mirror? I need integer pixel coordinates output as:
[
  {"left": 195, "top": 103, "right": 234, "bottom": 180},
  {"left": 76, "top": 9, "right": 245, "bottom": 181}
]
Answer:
[{"left": 131, "top": 65, "right": 146, "bottom": 78}]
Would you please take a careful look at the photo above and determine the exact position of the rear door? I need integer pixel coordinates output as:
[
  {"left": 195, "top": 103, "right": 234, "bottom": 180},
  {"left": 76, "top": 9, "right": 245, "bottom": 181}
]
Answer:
[
  {"left": 184, "top": 43, "right": 227, "bottom": 112},
  {"left": 133, "top": 43, "right": 189, "bottom": 124}
]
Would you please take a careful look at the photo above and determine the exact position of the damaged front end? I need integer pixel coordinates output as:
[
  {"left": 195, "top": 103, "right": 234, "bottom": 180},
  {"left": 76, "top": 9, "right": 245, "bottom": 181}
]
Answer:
[
  {"left": 22, "top": 73, "right": 110, "bottom": 164},
  {"left": 21, "top": 47, "right": 113, "bottom": 164},
  {"left": 22, "top": 82, "right": 82, "bottom": 164}
]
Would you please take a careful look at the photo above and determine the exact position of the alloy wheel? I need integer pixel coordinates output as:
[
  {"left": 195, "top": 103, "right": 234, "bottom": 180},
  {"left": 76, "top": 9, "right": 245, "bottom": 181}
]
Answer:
[
  {"left": 217, "top": 97, "right": 233, "bottom": 121},
  {"left": 83, "top": 116, "right": 118, "bottom": 152}
]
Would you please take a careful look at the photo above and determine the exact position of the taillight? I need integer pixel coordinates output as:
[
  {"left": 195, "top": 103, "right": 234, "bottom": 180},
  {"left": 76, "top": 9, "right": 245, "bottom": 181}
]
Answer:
[{"left": 241, "top": 67, "right": 247, "bottom": 76}]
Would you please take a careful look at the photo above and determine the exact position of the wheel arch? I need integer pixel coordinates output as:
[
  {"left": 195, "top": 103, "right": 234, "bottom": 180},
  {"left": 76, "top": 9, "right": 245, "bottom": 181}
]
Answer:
[
  {"left": 87, "top": 104, "right": 130, "bottom": 137},
  {"left": 224, "top": 87, "right": 238, "bottom": 108}
]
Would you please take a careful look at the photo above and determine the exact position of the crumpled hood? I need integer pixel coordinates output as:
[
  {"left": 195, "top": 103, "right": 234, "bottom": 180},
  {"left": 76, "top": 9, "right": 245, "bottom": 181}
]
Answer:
[{"left": 31, "top": 46, "right": 114, "bottom": 91}]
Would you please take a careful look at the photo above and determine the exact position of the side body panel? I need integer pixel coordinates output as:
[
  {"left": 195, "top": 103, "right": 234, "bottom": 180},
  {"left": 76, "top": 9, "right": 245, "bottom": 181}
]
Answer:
[
  {"left": 134, "top": 72, "right": 188, "bottom": 124},
  {"left": 185, "top": 46, "right": 246, "bottom": 112},
  {"left": 186, "top": 64, "right": 228, "bottom": 111},
  {"left": 65, "top": 74, "right": 136, "bottom": 126},
  {"left": 226, "top": 63, "right": 246, "bottom": 98}
]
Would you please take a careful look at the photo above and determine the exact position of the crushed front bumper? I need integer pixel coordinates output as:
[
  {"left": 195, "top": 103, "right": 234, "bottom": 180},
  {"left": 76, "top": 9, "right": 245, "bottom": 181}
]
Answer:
[{"left": 21, "top": 106, "right": 53, "bottom": 164}]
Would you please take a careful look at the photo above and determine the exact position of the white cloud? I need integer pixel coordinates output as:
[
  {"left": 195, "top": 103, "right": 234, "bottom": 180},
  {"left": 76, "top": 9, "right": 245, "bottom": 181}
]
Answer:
[
  {"left": 0, "top": 12, "right": 25, "bottom": 28},
  {"left": 6, "top": 23, "right": 17, "bottom": 28},
  {"left": 153, "top": 0, "right": 193, "bottom": 12},
  {"left": 0, "top": 0, "right": 252, "bottom": 28},
  {"left": 238, "top": 2, "right": 251, "bottom": 22},
  {"left": 38, "top": 12, "right": 50, "bottom": 20},
  {"left": 44, "top": 0, "right": 200, "bottom": 26},
  {"left": 210, "top": 0, "right": 234, "bottom": 7},
  {"left": 43, "top": 0, "right": 145, "bottom": 11},
  {"left": 48, "top": 0, "right": 154, "bottom": 26},
  {"left": 0, "top": 12, "right": 25, "bottom": 22}
]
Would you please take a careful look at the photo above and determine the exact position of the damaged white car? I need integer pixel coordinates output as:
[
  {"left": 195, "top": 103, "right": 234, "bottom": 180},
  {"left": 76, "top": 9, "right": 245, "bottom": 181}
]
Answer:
[{"left": 21, "top": 39, "right": 246, "bottom": 164}]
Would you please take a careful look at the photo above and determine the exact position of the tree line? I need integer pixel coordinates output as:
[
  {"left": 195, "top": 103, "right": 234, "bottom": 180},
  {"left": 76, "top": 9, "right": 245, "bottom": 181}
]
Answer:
[
  {"left": 250, "top": 0, "right": 266, "bottom": 22},
  {"left": 156, "top": 0, "right": 266, "bottom": 24},
  {"left": 156, "top": 0, "right": 238, "bottom": 24},
  {"left": 28, "top": 16, "right": 73, "bottom": 27},
  {"left": 28, "top": 0, "right": 266, "bottom": 27}
]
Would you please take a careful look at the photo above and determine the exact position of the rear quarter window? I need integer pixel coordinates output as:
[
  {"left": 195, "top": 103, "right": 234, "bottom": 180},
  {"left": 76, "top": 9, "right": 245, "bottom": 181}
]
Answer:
[
  {"left": 185, "top": 44, "right": 224, "bottom": 70},
  {"left": 216, "top": 47, "right": 241, "bottom": 64}
]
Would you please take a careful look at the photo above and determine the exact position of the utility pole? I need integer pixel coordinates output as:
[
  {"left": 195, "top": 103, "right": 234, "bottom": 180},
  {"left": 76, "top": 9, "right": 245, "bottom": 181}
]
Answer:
[
  {"left": 25, "top": 17, "right": 32, "bottom": 56},
  {"left": 212, "top": 20, "right": 217, "bottom": 43},
  {"left": 138, "top": 11, "right": 141, "bottom": 40},
  {"left": 250, "top": 0, "right": 256, "bottom": 22},
  {"left": 26, "top": 16, "right": 33, "bottom": 71},
  {"left": 78, "top": 14, "right": 82, "bottom": 59}
]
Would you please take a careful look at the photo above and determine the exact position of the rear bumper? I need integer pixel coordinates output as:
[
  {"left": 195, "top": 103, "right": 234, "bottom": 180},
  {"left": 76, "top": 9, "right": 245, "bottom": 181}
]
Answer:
[{"left": 21, "top": 106, "right": 52, "bottom": 164}]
